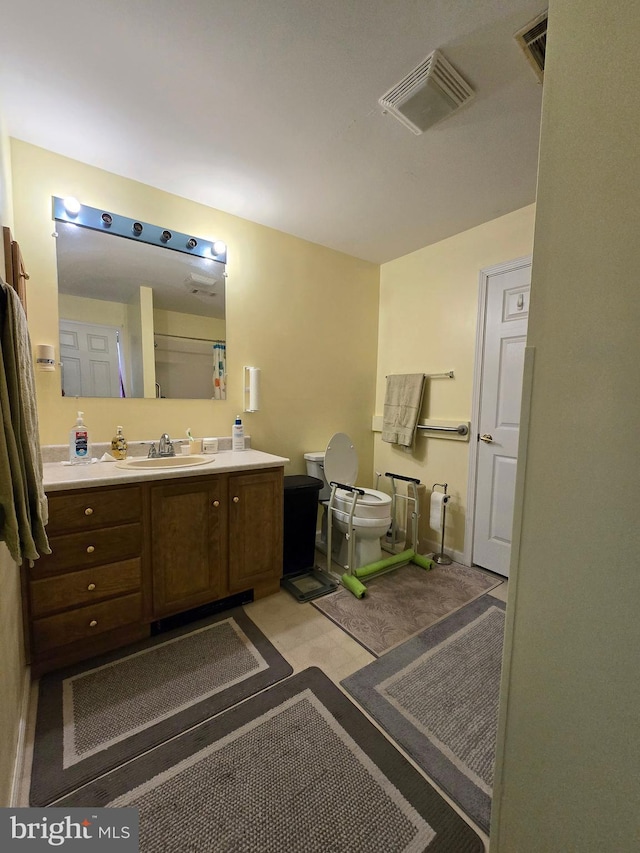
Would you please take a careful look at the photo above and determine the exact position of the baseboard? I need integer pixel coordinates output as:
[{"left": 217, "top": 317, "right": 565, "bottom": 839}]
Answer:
[{"left": 10, "top": 666, "right": 31, "bottom": 807}]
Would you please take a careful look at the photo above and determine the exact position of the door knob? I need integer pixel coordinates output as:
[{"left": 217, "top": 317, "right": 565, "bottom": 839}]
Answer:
[{"left": 480, "top": 434, "right": 494, "bottom": 443}]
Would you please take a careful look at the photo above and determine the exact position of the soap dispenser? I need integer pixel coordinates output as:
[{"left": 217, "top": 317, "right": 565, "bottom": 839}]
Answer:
[
  {"left": 69, "top": 411, "right": 92, "bottom": 464},
  {"left": 232, "top": 415, "right": 245, "bottom": 451},
  {"left": 111, "top": 425, "right": 128, "bottom": 460}
]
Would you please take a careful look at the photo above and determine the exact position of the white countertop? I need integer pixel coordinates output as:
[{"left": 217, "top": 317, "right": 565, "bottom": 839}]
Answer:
[{"left": 43, "top": 449, "right": 290, "bottom": 492}]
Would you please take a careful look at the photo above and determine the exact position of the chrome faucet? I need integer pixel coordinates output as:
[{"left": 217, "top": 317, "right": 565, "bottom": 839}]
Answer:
[{"left": 147, "top": 433, "right": 175, "bottom": 458}]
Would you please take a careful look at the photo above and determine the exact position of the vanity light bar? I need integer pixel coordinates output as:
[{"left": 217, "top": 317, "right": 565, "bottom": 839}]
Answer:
[{"left": 52, "top": 197, "right": 227, "bottom": 264}]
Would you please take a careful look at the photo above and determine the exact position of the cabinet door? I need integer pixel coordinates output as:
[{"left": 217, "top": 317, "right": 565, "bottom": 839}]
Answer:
[
  {"left": 228, "top": 469, "right": 283, "bottom": 595},
  {"left": 151, "top": 477, "right": 227, "bottom": 617}
]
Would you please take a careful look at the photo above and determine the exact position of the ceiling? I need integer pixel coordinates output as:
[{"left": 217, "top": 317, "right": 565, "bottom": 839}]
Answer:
[{"left": 0, "top": 1, "right": 545, "bottom": 264}]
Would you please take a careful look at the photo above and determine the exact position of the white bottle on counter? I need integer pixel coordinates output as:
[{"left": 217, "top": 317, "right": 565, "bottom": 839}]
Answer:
[
  {"left": 69, "top": 411, "right": 92, "bottom": 464},
  {"left": 232, "top": 415, "right": 245, "bottom": 451}
]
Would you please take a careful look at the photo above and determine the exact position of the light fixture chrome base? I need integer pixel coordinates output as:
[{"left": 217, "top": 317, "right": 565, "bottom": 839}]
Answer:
[{"left": 432, "top": 552, "right": 452, "bottom": 565}]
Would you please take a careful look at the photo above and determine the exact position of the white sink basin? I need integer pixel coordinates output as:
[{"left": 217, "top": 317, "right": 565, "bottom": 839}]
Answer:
[{"left": 116, "top": 455, "right": 212, "bottom": 470}]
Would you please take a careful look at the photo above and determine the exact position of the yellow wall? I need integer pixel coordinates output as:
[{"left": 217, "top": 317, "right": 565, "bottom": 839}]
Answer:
[
  {"left": 375, "top": 205, "right": 536, "bottom": 555},
  {"left": 59, "top": 292, "right": 129, "bottom": 327},
  {"left": 0, "top": 108, "right": 26, "bottom": 807},
  {"left": 10, "top": 140, "right": 380, "bottom": 477},
  {"left": 153, "top": 308, "right": 225, "bottom": 342},
  {"left": 492, "top": 1, "right": 640, "bottom": 849}
]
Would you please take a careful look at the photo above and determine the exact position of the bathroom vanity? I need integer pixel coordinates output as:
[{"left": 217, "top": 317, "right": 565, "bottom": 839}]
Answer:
[{"left": 23, "top": 451, "right": 287, "bottom": 676}]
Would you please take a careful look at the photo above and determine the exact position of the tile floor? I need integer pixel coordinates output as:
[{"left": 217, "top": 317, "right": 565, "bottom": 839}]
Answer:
[{"left": 17, "top": 562, "right": 508, "bottom": 851}]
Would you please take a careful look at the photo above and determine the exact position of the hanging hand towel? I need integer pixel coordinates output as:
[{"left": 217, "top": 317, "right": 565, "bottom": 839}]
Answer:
[
  {"left": 382, "top": 373, "right": 425, "bottom": 447},
  {"left": 0, "top": 279, "right": 50, "bottom": 564}
]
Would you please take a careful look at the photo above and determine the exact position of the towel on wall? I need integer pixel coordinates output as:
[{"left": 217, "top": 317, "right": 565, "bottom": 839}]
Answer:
[
  {"left": 382, "top": 373, "right": 425, "bottom": 447},
  {"left": 0, "top": 278, "right": 50, "bottom": 564}
]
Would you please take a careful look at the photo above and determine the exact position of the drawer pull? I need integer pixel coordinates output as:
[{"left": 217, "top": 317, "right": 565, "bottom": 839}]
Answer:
[
  {"left": 86, "top": 545, "right": 95, "bottom": 554},
  {"left": 89, "top": 620, "right": 98, "bottom": 628},
  {"left": 87, "top": 583, "right": 96, "bottom": 591},
  {"left": 84, "top": 507, "right": 94, "bottom": 516},
  {"left": 212, "top": 500, "right": 220, "bottom": 508},
  {"left": 233, "top": 496, "right": 240, "bottom": 504}
]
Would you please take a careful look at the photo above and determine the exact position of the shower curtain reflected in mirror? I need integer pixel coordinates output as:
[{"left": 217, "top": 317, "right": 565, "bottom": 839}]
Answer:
[{"left": 213, "top": 341, "right": 226, "bottom": 400}]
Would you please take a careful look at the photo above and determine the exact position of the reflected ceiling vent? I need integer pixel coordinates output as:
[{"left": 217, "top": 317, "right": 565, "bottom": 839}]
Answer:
[
  {"left": 183, "top": 272, "right": 219, "bottom": 298},
  {"left": 378, "top": 49, "right": 475, "bottom": 135},
  {"left": 515, "top": 10, "right": 548, "bottom": 83}
]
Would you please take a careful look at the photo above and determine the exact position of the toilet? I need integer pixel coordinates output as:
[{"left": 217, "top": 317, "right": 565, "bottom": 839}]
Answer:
[{"left": 304, "top": 433, "right": 392, "bottom": 569}]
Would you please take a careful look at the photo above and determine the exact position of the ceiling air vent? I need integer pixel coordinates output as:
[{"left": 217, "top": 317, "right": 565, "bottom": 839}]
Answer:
[
  {"left": 378, "top": 49, "right": 475, "bottom": 135},
  {"left": 183, "top": 272, "right": 219, "bottom": 298},
  {"left": 515, "top": 10, "right": 548, "bottom": 82}
]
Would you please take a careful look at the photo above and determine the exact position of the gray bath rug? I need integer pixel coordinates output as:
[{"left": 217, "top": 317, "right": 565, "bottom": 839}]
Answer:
[
  {"left": 342, "top": 595, "right": 506, "bottom": 833},
  {"left": 31, "top": 607, "right": 292, "bottom": 806},
  {"left": 312, "top": 561, "right": 501, "bottom": 656},
  {"left": 58, "top": 667, "right": 483, "bottom": 852}
]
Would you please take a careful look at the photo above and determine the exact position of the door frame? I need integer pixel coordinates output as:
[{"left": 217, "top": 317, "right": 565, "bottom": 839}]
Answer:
[{"left": 463, "top": 254, "right": 532, "bottom": 568}]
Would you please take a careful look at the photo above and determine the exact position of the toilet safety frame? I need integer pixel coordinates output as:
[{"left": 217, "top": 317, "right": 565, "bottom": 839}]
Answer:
[
  {"left": 325, "top": 480, "right": 364, "bottom": 584},
  {"left": 324, "top": 473, "right": 433, "bottom": 598}
]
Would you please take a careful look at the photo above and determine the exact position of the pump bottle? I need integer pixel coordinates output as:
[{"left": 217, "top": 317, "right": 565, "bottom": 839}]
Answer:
[
  {"left": 111, "top": 425, "right": 128, "bottom": 460},
  {"left": 69, "top": 412, "right": 92, "bottom": 464},
  {"left": 232, "top": 415, "right": 245, "bottom": 451}
]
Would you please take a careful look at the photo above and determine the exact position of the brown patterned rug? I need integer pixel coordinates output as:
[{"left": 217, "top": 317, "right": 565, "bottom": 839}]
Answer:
[
  {"left": 312, "top": 562, "right": 501, "bottom": 655},
  {"left": 58, "top": 667, "right": 484, "bottom": 852}
]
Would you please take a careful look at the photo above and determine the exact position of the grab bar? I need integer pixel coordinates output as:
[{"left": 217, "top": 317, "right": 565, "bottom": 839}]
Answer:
[
  {"left": 329, "top": 481, "right": 365, "bottom": 495},
  {"left": 384, "top": 472, "right": 421, "bottom": 484},
  {"left": 417, "top": 423, "right": 468, "bottom": 436}
]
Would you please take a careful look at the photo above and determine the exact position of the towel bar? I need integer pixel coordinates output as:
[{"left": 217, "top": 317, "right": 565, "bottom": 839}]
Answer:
[{"left": 385, "top": 371, "right": 454, "bottom": 379}]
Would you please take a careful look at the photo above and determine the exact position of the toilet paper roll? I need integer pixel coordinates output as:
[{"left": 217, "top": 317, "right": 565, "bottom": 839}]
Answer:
[
  {"left": 248, "top": 367, "right": 260, "bottom": 412},
  {"left": 429, "top": 492, "right": 450, "bottom": 531}
]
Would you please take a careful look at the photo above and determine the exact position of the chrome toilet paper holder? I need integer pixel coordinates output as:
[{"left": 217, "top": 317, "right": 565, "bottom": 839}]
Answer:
[{"left": 432, "top": 482, "right": 452, "bottom": 565}]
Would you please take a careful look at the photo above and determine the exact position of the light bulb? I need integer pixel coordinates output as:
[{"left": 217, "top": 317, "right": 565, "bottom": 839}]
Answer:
[
  {"left": 212, "top": 240, "right": 226, "bottom": 256},
  {"left": 63, "top": 196, "right": 81, "bottom": 216}
]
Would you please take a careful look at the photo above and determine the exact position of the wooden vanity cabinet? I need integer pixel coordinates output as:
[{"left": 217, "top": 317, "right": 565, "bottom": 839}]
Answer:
[
  {"left": 25, "top": 465, "right": 284, "bottom": 674},
  {"left": 25, "top": 484, "right": 149, "bottom": 676},
  {"left": 228, "top": 469, "right": 283, "bottom": 598},
  {"left": 150, "top": 467, "right": 283, "bottom": 618},
  {"left": 150, "top": 475, "right": 227, "bottom": 617}
]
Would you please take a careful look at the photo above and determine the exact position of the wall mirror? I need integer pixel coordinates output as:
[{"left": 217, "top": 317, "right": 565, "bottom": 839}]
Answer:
[{"left": 53, "top": 200, "right": 227, "bottom": 400}]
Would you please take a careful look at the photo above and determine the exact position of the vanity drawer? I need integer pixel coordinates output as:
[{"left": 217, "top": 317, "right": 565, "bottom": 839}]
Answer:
[
  {"left": 30, "top": 558, "right": 141, "bottom": 618},
  {"left": 46, "top": 486, "right": 142, "bottom": 535},
  {"left": 31, "top": 593, "right": 142, "bottom": 655},
  {"left": 32, "top": 523, "right": 142, "bottom": 578}
]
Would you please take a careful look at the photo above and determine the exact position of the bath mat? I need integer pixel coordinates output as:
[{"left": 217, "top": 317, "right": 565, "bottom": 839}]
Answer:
[
  {"left": 58, "top": 667, "right": 483, "bottom": 852},
  {"left": 30, "top": 607, "right": 293, "bottom": 806},
  {"left": 342, "top": 596, "right": 505, "bottom": 833},
  {"left": 312, "top": 561, "right": 501, "bottom": 656}
]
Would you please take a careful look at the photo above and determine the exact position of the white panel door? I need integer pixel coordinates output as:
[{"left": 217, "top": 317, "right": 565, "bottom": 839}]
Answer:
[
  {"left": 473, "top": 262, "right": 531, "bottom": 576},
  {"left": 60, "top": 320, "right": 121, "bottom": 397}
]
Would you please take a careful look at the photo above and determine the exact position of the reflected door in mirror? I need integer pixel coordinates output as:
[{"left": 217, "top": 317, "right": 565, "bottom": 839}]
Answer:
[{"left": 60, "top": 320, "right": 123, "bottom": 397}]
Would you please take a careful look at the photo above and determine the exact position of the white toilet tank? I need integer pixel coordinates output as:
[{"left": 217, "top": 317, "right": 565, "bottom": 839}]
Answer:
[{"left": 303, "top": 451, "right": 331, "bottom": 500}]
